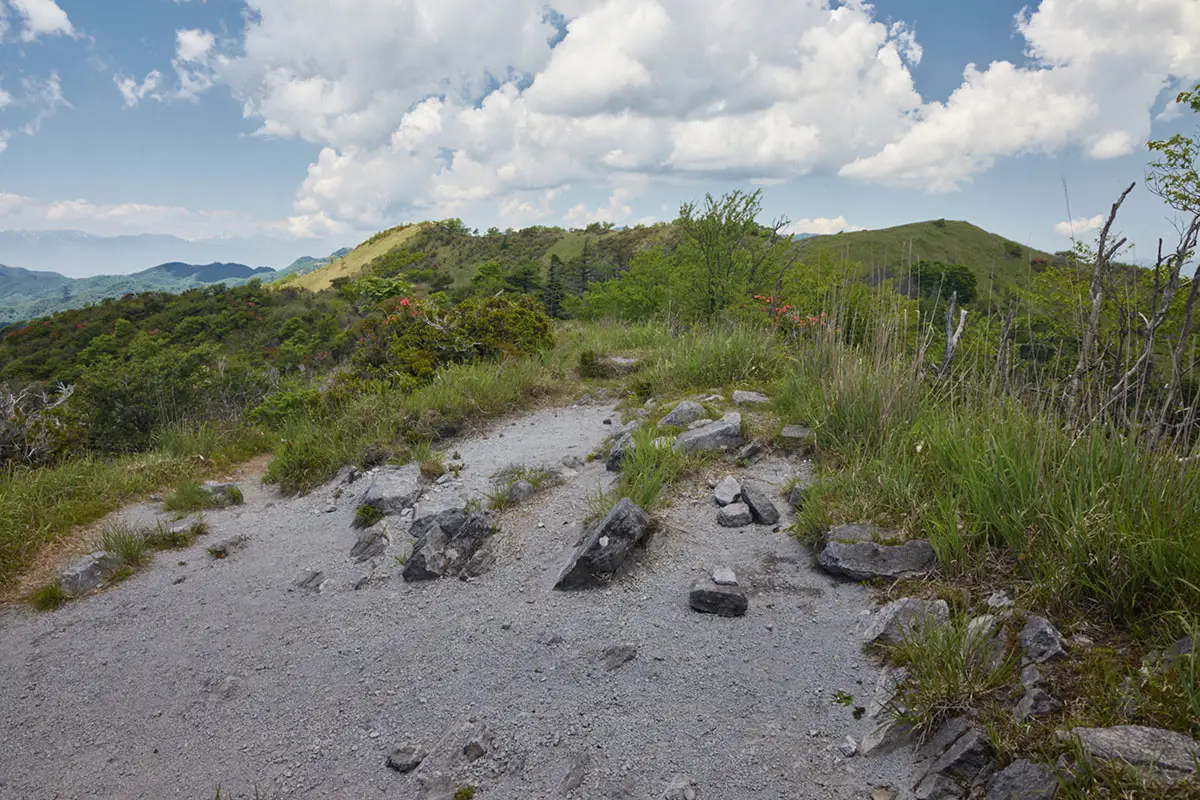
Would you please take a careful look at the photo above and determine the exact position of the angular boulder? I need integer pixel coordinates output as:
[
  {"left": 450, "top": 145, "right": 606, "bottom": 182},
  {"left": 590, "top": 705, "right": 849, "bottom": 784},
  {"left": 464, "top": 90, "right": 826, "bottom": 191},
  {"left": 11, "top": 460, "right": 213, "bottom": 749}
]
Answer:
[
  {"left": 913, "top": 717, "right": 995, "bottom": 799},
  {"left": 713, "top": 476, "right": 741, "bottom": 506},
  {"left": 1071, "top": 725, "right": 1200, "bottom": 781},
  {"left": 986, "top": 759, "right": 1059, "bottom": 800},
  {"left": 689, "top": 582, "right": 748, "bottom": 617},
  {"left": 739, "top": 482, "right": 780, "bottom": 525},
  {"left": 555, "top": 499, "right": 652, "bottom": 589},
  {"left": 358, "top": 464, "right": 423, "bottom": 517},
  {"left": 732, "top": 390, "right": 770, "bottom": 405},
  {"left": 350, "top": 527, "right": 388, "bottom": 563},
  {"left": 1020, "top": 615, "right": 1067, "bottom": 664},
  {"left": 863, "top": 597, "right": 950, "bottom": 646},
  {"left": 717, "top": 502, "right": 753, "bottom": 528},
  {"left": 505, "top": 478, "right": 536, "bottom": 504},
  {"left": 606, "top": 432, "right": 634, "bottom": 472},
  {"left": 1014, "top": 687, "right": 1061, "bottom": 721},
  {"left": 674, "top": 412, "right": 743, "bottom": 454},
  {"left": 735, "top": 441, "right": 766, "bottom": 466},
  {"left": 659, "top": 400, "right": 706, "bottom": 428},
  {"left": 818, "top": 539, "right": 936, "bottom": 582},
  {"left": 59, "top": 552, "right": 120, "bottom": 597},
  {"left": 403, "top": 511, "right": 496, "bottom": 582},
  {"left": 780, "top": 424, "right": 814, "bottom": 446}
]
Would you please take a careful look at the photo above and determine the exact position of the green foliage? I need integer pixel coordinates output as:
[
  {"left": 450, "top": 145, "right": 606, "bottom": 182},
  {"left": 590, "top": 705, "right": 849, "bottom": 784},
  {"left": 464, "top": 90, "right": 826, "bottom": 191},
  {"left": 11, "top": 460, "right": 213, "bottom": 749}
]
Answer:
[
  {"left": 910, "top": 260, "right": 979, "bottom": 304},
  {"left": 99, "top": 524, "right": 150, "bottom": 567},
  {"left": 144, "top": 519, "right": 207, "bottom": 550},
  {"left": 353, "top": 504, "right": 382, "bottom": 530},
  {"left": 163, "top": 481, "right": 219, "bottom": 513},
  {"left": 29, "top": 582, "right": 68, "bottom": 611}
]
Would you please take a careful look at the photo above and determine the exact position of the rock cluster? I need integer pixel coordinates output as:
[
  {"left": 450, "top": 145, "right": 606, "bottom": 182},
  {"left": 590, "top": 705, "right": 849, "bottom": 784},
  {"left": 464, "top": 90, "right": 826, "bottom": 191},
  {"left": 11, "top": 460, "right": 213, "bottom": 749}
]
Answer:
[{"left": 711, "top": 475, "right": 779, "bottom": 528}]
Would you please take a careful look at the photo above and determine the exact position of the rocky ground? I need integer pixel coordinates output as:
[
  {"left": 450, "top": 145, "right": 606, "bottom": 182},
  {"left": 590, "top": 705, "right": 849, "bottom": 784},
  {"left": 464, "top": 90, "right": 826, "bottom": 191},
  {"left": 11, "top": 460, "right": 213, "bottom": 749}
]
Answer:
[
  {"left": 0, "top": 396, "right": 926, "bottom": 800},
  {"left": 3, "top": 393, "right": 1193, "bottom": 799}
]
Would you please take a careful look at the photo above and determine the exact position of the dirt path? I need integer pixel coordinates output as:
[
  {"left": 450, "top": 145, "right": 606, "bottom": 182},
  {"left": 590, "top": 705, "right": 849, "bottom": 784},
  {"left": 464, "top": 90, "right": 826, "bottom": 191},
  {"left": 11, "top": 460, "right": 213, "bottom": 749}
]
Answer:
[{"left": 0, "top": 400, "right": 912, "bottom": 800}]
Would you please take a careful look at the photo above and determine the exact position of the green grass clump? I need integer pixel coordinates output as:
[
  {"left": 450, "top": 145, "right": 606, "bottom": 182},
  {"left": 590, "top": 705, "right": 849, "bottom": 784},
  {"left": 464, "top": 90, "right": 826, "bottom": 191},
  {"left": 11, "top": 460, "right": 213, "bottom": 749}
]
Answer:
[
  {"left": 590, "top": 427, "right": 701, "bottom": 518},
  {"left": 453, "top": 788, "right": 475, "bottom": 800},
  {"left": 162, "top": 481, "right": 217, "bottom": 513},
  {"left": 353, "top": 504, "right": 383, "bottom": 530},
  {"left": 886, "top": 614, "right": 1016, "bottom": 734},
  {"left": 144, "top": 519, "right": 208, "bottom": 550},
  {"left": 29, "top": 582, "right": 68, "bottom": 611},
  {"left": 98, "top": 524, "right": 150, "bottom": 567}
]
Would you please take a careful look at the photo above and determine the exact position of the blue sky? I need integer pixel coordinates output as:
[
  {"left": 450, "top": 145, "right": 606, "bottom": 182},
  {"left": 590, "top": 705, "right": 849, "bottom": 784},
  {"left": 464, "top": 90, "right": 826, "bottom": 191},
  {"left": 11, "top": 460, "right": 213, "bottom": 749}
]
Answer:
[{"left": 1, "top": 0, "right": 1198, "bottom": 275}]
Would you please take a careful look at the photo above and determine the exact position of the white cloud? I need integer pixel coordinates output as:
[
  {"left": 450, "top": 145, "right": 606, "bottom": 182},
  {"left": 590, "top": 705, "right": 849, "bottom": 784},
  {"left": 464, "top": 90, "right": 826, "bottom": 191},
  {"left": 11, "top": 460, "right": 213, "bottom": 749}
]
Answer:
[
  {"left": 112, "top": 28, "right": 223, "bottom": 108},
  {"left": 5, "top": 195, "right": 274, "bottom": 239},
  {"left": 115, "top": 71, "right": 163, "bottom": 109},
  {"left": 785, "top": 216, "right": 865, "bottom": 236},
  {"left": 4, "top": 0, "right": 75, "bottom": 41},
  {"left": 842, "top": 0, "right": 1200, "bottom": 190},
  {"left": 562, "top": 186, "right": 637, "bottom": 229},
  {"left": 1055, "top": 214, "right": 1105, "bottom": 237},
  {"left": 18, "top": 72, "right": 68, "bottom": 136}
]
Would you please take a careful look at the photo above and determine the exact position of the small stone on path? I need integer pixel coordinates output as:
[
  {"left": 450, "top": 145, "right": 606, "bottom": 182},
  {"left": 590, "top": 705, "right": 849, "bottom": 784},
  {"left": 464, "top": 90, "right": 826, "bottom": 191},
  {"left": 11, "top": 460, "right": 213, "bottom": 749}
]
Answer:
[
  {"left": 659, "top": 400, "right": 706, "bottom": 428},
  {"left": 599, "top": 644, "right": 637, "bottom": 671},
  {"left": 386, "top": 743, "right": 426, "bottom": 773},
  {"left": 713, "top": 476, "right": 741, "bottom": 506},
  {"left": 739, "top": 482, "right": 780, "bottom": 525},
  {"left": 733, "top": 390, "right": 770, "bottom": 405},
  {"left": 1020, "top": 615, "right": 1067, "bottom": 664},
  {"left": 711, "top": 566, "right": 738, "bottom": 586},
  {"left": 717, "top": 503, "right": 753, "bottom": 528},
  {"left": 689, "top": 582, "right": 748, "bottom": 617}
]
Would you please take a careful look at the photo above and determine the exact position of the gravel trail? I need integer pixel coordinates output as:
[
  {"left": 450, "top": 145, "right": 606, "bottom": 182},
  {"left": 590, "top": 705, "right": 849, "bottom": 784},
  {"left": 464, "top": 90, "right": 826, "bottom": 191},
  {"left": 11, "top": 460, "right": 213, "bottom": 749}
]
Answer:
[{"left": 0, "top": 401, "right": 913, "bottom": 800}]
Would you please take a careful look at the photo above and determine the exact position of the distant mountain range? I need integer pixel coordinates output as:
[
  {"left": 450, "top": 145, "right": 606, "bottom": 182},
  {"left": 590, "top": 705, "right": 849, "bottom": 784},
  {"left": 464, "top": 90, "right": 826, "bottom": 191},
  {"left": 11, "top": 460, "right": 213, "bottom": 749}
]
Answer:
[{"left": 0, "top": 248, "right": 350, "bottom": 324}]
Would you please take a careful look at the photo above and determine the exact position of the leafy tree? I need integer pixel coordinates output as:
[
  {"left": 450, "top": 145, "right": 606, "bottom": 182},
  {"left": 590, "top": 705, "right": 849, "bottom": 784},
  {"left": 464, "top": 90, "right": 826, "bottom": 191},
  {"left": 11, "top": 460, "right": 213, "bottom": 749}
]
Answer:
[{"left": 911, "top": 261, "right": 978, "bottom": 305}]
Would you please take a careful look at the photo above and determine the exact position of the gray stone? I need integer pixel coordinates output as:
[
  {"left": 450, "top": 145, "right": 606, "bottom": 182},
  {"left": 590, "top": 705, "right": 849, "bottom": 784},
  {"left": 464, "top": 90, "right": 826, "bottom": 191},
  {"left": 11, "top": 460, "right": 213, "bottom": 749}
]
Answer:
[
  {"left": 913, "top": 717, "right": 995, "bottom": 798},
  {"left": 818, "top": 539, "right": 936, "bottom": 581},
  {"left": 59, "top": 552, "right": 119, "bottom": 597},
  {"left": 1015, "top": 687, "right": 1061, "bottom": 720},
  {"left": 985, "top": 590, "right": 1013, "bottom": 611},
  {"left": 717, "top": 502, "right": 753, "bottom": 528},
  {"left": 661, "top": 774, "right": 698, "bottom": 800},
  {"left": 599, "top": 644, "right": 637, "bottom": 671},
  {"left": 1021, "top": 664, "right": 1044, "bottom": 690},
  {"left": 966, "top": 614, "right": 1008, "bottom": 670},
  {"left": 863, "top": 598, "right": 950, "bottom": 646},
  {"left": 334, "top": 465, "right": 360, "bottom": 485},
  {"left": 506, "top": 478, "right": 536, "bottom": 504},
  {"left": 404, "top": 512, "right": 497, "bottom": 582},
  {"left": 735, "top": 441, "right": 766, "bottom": 466},
  {"left": 460, "top": 544, "right": 496, "bottom": 580},
  {"left": 1162, "top": 634, "right": 1198, "bottom": 668},
  {"left": 733, "top": 390, "right": 770, "bottom": 405},
  {"left": 606, "top": 432, "right": 634, "bottom": 472},
  {"left": 711, "top": 566, "right": 738, "bottom": 586},
  {"left": 861, "top": 719, "right": 916, "bottom": 756},
  {"left": 562, "top": 455, "right": 584, "bottom": 470},
  {"left": 1020, "top": 616, "right": 1067, "bottom": 664},
  {"left": 687, "top": 419, "right": 712, "bottom": 430},
  {"left": 350, "top": 527, "right": 388, "bottom": 562},
  {"left": 293, "top": 569, "right": 325, "bottom": 592},
  {"left": 659, "top": 400, "right": 706, "bottom": 428},
  {"left": 208, "top": 535, "right": 249, "bottom": 559},
  {"left": 714, "top": 476, "right": 741, "bottom": 506},
  {"left": 358, "top": 464, "right": 423, "bottom": 518},
  {"left": 674, "top": 412, "right": 743, "bottom": 454},
  {"left": 202, "top": 482, "right": 244, "bottom": 507},
  {"left": 1072, "top": 725, "right": 1200, "bottom": 780},
  {"left": 689, "top": 582, "right": 748, "bottom": 617},
  {"left": 411, "top": 494, "right": 467, "bottom": 530},
  {"left": 555, "top": 499, "right": 652, "bottom": 589},
  {"left": 986, "top": 759, "right": 1059, "bottom": 800},
  {"left": 839, "top": 736, "right": 859, "bottom": 757},
  {"left": 788, "top": 483, "right": 806, "bottom": 509},
  {"left": 386, "top": 743, "right": 426, "bottom": 773},
  {"left": 739, "top": 482, "right": 780, "bottom": 525},
  {"left": 867, "top": 665, "right": 909, "bottom": 721},
  {"left": 780, "top": 425, "right": 814, "bottom": 446},
  {"left": 558, "top": 753, "right": 589, "bottom": 794},
  {"left": 415, "top": 720, "right": 493, "bottom": 796}
]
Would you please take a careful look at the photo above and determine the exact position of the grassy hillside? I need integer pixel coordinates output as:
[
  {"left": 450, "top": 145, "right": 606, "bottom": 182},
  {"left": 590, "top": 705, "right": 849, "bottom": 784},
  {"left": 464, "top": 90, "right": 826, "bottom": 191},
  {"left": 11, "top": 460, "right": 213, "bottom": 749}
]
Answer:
[
  {"left": 291, "top": 225, "right": 428, "bottom": 292},
  {"left": 797, "top": 219, "right": 1058, "bottom": 299}
]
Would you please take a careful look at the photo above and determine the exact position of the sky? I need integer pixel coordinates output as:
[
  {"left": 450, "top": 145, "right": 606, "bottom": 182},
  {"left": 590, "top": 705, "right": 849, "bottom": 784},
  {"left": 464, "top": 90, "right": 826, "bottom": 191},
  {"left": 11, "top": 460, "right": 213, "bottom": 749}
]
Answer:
[{"left": 1, "top": 0, "right": 1200, "bottom": 275}]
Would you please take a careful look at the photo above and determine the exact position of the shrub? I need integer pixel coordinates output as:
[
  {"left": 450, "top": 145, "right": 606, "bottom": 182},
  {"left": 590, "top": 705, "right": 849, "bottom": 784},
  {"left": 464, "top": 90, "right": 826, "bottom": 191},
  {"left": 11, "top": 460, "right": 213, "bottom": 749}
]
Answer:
[
  {"left": 0, "top": 383, "right": 84, "bottom": 468},
  {"left": 99, "top": 524, "right": 149, "bottom": 567},
  {"left": 29, "top": 582, "right": 68, "bottom": 611}
]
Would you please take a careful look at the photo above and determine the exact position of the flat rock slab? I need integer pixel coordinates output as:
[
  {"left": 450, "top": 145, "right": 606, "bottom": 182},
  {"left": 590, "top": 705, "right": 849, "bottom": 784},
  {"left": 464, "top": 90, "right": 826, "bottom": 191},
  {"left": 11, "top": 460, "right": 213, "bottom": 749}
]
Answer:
[
  {"left": 675, "top": 412, "right": 743, "bottom": 454},
  {"left": 555, "top": 498, "right": 652, "bottom": 589},
  {"left": 739, "top": 482, "right": 780, "bottom": 525},
  {"left": 659, "top": 400, "right": 707, "bottom": 428},
  {"left": 986, "top": 759, "right": 1059, "bottom": 800},
  {"left": 863, "top": 597, "right": 949, "bottom": 646},
  {"left": 1072, "top": 725, "right": 1200, "bottom": 780},
  {"left": 780, "top": 425, "right": 813, "bottom": 443},
  {"left": 59, "top": 552, "right": 120, "bottom": 597},
  {"left": 714, "top": 476, "right": 741, "bottom": 506},
  {"left": 733, "top": 390, "right": 770, "bottom": 405},
  {"left": 717, "top": 503, "right": 753, "bottom": 528},
  {"left": 689, "top": 582, "right": 748, "bottom": 617},
  {"left": 359, "top": 464, "right": 423, "bottom": 516},
  {"left": 817, "top": 539, "right": 936, "bottom": 582}
]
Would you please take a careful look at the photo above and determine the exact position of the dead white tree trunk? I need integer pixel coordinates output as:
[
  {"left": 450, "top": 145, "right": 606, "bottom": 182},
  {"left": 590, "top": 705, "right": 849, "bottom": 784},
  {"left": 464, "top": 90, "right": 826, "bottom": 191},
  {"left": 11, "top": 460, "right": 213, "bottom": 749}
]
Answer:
[
  {"left": 1066, "top": 182, "right": 1135, "bottom": 427},
  {"left": 938, "top": 291, "right": 968, "bottom": 379}
]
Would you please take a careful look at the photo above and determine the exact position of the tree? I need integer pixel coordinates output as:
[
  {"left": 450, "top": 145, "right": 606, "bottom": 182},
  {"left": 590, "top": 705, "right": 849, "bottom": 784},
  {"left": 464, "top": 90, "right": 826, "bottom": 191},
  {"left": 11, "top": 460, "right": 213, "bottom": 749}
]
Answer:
[
  {"left": 543, "top": 255, "right": 566, "bottom": 318},
  {"left": 505, "top": 263, "right": 543, "bottom": 295},
  {"left": 910, "top": 261, "right": 978, "bottom": 305}
]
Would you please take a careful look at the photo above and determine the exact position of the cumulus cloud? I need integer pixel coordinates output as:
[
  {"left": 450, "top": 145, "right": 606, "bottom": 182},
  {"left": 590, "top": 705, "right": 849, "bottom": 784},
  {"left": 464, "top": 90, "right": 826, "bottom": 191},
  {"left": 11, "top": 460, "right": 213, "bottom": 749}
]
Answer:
[
  {"left": 117, "top": 0, "right": 1200, "bottom": 231},
  {"left": 785, "top": 216, "right": 865, "bottom": 236},
  {"left": 842, "top": 0, "right": 1200, "bottom": 190},
  {"left": 1055, "top": 214, "right": 1105, "bottom": 237},
  {"left": 3, "top": 0, "right": 75, "bottom": 41}
]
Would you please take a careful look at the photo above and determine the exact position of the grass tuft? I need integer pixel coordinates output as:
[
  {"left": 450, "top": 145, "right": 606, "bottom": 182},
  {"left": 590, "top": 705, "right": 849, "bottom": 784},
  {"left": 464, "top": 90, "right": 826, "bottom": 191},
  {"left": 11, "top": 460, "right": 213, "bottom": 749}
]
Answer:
[
  {"left": 29, "top": 582, "right": 68, "bottom": 611},
  {"left": 163, "top": 481, "right": 217, "bottom": 513},
  {"left": 98, "top": 524, "right": 150, "bottom": 567},
  {"left": 353, "top": 504, "right": 383, "bottom": 530}
]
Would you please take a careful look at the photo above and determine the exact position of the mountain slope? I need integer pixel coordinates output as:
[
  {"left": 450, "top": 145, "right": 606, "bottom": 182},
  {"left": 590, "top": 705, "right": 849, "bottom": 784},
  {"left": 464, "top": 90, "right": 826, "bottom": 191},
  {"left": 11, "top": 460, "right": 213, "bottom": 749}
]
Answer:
[
  {"left": 796, "top": 220, "right": 1058, "bottom": 296},
  {"left": 291, "top": 225, "right": 428, "bottom": 292}
]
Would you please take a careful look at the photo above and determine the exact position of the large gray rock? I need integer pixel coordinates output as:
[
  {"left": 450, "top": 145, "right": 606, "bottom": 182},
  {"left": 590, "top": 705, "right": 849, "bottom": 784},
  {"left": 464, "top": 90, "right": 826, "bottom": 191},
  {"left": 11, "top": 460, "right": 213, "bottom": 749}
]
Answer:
[
  {"left": 674, "top": 412, "right": 743, "bottom": 454},
  {"left": 1020, "top": 616, "right": 1067, "bottom": 664},
  {"left": 414, "top": 719, "right": 493, "bottom": 798},
  {"left": 733, "top": 390, "right": 770, "bottom": 405},
  {"left": 403, "top": 512, "right": 496, "bottom": 582},
  {"left": 412, "top": 493, "right": 467, "bottom": 526},
  {"left": 913, "top": 717, "right": 995, "bottom": 799},
  {"left": 818, "top": 539, "right": 936, "bottom": 581},
  {"left": 714, "top": 476, "right": 741, "bottom": 506},
  {"left": 659, "top": 400, "right": 706, "bottom": 428},
  {"left": 359, "top": 464, "right": 423, "bottom": 517},
  {"left": 986, "top": 759, "right": 1059, "bottom": 800},
  {"left": 350, "top": 527, "right": 388, "bottom": 562},
  {"left": 739, "top": 482, "right": 780, "bottom": 525},
  {"left": 863, "top": 598, "right": 950, "bottom": 646},
  {"left": 717, "top": 502, "right": 753, "bottom": 528},
  {"left": 689, "top": 582, "right": 748, "bottom": 617},
  {"left": 555, "top": 499, "right": 652, "bottom": 589},
  {"left": 606, "top": 432, "right": 634, "bottom": 472},
  {"left": 861, "top": 666, "right": 915, "bottom": 755},
  {"left": 505, "top": 479, "right": 536, "bottom": 504},
  {"left": 1072, "top": 725, "right": 1200, "bottom": 781},
  {"left": 1014, "top": 687, "right": 1061, "bottom": 720},
  {"left": 59, "top": 552, "right": 119, "bottom": 597}
]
